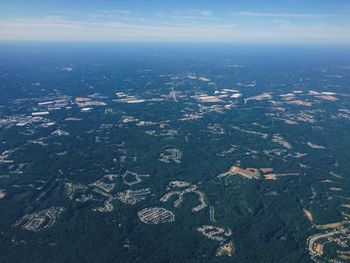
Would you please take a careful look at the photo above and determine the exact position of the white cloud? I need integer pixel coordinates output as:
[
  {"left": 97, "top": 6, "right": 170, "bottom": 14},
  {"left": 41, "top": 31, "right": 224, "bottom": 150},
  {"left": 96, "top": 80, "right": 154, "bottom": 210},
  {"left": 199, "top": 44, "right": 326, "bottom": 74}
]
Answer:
[
  {"left": 235, "top": 11, "right": 332, "bottom": 18},
  {"left": 201, "top": 10, "right": 212, "bottom": 17},
  {"left": 152, "top": 9, "right": 217, "bottom": 23},
  {"left": 93, "top": 9, "right": 132, "bottom": 17}
]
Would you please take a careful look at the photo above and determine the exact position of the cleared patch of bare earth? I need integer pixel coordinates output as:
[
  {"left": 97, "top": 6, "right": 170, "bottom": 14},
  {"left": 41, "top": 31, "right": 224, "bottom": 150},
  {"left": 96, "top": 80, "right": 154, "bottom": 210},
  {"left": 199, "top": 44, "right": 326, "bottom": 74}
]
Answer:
[
  {"left": 303, "top": 208, "right": 314, "bottom": 223},
  {"left": 245, "top": 93, "right": 272, "bottom": 101},
  {"left": 272, "top": 134, "right": 292, "bottom": 149},
  {"left": 194, "top": 95, "right": 222, "bottom": 103},
  {"left": 219, "top": 165, "right": 298, "bottom": 181},
  {"left": 307, "top": 142, "right": 326, "bottom": 149},
  {"left": 316, "top": 95, "right": 338, "bottom": 101},
  {"left": 0, "top": 189, "right": 6, "bottom": 199},
  {"left": 264, "top": 191, "right": 279, "bottom": 196},
  {"left": 228, "top": 166, "right": 260, "bottom": 179},
  {"left": 330, "top": 187, "right": 342, "bottom": 192},
  {"left": 287, "top": 100, "right": 312, "bottom": 107},
  {"left": 264, "top": 174, "right": 277, "bottom": 180},
  {"left": 216, "top": 241, "right": 234, "bottom": 257},
  {"left": 315, "top": 221, "right": 348, "bottom": 230},
  {"left": 230, "top": 125, "right": 268, "bottom": 139},
  {"left": 281, "top": 118, "right": 298, "bottom": 125}
]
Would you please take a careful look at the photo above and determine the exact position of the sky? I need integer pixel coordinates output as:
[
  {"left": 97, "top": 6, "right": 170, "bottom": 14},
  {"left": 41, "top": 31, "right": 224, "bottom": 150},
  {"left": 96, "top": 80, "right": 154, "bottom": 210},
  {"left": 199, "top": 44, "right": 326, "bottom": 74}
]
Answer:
[{"left": 1, "top": 0, "right": 350, "bottom": 43}]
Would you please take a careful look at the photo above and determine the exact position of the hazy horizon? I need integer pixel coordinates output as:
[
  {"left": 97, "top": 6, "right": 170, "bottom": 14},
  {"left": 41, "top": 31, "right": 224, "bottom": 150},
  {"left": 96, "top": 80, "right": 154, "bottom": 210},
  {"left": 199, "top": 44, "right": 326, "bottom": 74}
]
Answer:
[{"left": 1, "top": 0, "right": 350, "bottom": 43}]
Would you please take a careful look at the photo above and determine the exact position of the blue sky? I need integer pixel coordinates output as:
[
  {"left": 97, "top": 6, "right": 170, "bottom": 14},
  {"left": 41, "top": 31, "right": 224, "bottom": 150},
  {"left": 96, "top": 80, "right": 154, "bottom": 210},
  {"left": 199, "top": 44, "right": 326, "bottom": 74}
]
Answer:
[{"left": 1, "top": 0, "right": 350, "bottom": 42}]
